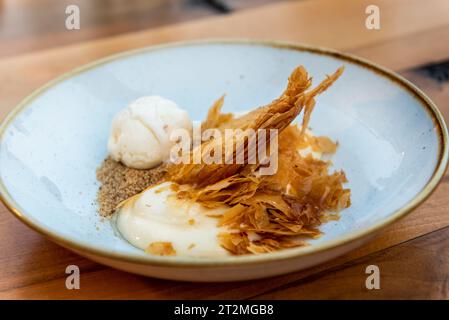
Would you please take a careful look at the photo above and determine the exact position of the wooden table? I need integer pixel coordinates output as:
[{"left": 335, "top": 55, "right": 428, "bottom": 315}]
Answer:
[{"left": 1, "top": 0, "right": 449, "bottom": 299}]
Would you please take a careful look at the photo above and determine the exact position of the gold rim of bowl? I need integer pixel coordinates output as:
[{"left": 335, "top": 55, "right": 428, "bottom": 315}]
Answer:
[{"left": 0, "top": 39, "right": 448, "bottom": 267}]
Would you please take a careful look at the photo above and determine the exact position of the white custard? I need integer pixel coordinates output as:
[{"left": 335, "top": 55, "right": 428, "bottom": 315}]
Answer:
[{"left": 116, "top": 182, "right": 230, "bottom": 257}]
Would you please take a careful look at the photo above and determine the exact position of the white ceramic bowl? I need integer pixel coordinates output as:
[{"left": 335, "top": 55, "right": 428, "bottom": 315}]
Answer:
[{"left": 0, "top": 40, "right": 447, "bottom": 282}]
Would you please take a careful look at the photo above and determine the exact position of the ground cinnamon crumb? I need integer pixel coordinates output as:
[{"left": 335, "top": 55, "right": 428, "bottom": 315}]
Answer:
[
  {"left": 188, "top": 218, "right": 195, "bottom": 225},
  {"left": 96, "top": 157, "right": 167, "bottom": 216},
  {"left": 188, "top": 243, "right": 196, "bottom": 250},
  {"left": 146, "top": 242, "right": 176, "bottom": 256}
]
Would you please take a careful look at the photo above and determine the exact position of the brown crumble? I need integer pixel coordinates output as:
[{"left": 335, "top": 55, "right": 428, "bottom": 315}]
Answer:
[
  {"left": 188, "top": 243, "right": 196, "bottom": 250},
  {"left": 96, "top": 157, "right": 167, "bottom": 216},
  {"left": 188, "top": 218, "right": 195, "bottom": 225}
]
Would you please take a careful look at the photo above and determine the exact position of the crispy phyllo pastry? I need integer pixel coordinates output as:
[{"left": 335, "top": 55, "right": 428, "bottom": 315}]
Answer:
[
  {"left": 164, "top": 65, "right": 351, "bottom": 254},
  {"left": 170, "top": 66, "right": 343, "bottom": 186},
  {"left": 116, "top": 65, "right": 350, "bottom": 255}
]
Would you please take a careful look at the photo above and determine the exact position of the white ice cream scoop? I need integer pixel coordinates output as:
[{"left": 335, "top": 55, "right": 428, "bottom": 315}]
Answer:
[{"left": 107, "top": 96, "right": 192, "bottom": 169}]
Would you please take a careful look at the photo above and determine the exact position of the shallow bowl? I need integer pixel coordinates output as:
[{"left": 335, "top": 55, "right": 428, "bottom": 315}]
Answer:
[{"left": 0, "top": 40, "right": 447, "bottom": 282}]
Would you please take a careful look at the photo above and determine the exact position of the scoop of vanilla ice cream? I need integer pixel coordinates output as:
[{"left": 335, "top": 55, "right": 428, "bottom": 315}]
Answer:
[{"left": 108, "top": 96, "right": 192, "bottom": 169}]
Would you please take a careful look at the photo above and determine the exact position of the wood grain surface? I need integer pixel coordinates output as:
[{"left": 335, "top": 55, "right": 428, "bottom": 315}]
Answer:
[
  {"left": 0, "top": 0, "right": 281, "bottom": 58},
  {"left": 0, "top": 0, "right": 448, "bottom": 299}
]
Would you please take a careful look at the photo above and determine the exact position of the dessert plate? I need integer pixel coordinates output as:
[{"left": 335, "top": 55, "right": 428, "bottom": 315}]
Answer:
[{"left": 0, "top": 40, "right": 447, "bottom": 282}]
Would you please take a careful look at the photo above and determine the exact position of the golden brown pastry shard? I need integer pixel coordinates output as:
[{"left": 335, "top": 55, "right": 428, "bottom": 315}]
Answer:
[
  {"left": 166, "top": 65, "right": 349, "bottom": 255},
  {"left": 168, "top": 66, "right": 344, "bottom": 187},
  {"left": 201, "top": 95, "right": 233, "bottom": 130}
]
